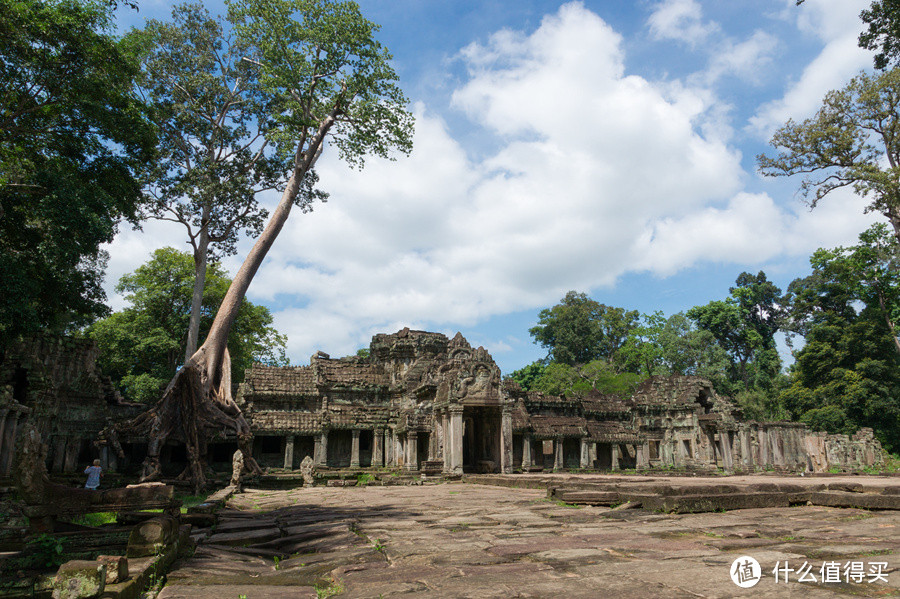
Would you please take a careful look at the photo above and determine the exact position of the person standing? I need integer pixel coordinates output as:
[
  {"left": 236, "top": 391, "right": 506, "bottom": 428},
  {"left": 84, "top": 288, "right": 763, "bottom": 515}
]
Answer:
[{"left": 84, "top": 459, "right": 102, "bottom": 490}]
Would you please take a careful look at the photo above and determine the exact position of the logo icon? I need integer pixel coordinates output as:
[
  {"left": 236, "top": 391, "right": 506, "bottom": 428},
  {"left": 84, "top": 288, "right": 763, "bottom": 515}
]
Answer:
[{"left": 731, "top": 556, "right": 761, "bottom": 588}]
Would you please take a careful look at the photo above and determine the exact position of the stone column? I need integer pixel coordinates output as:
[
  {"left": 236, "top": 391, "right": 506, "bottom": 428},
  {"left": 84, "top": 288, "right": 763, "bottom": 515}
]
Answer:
[
  {"left": 611, "top": 444, "right": 620, "bottom": 471},
  {"left": 553, "top": 439, "right": 564, "bottom": 470},
  {"left": 314, "top": 430, "right": 328, "bottom": 467},
  {"left": 759, "top": 426, "right": 769, "bottom": 466},
  {"left": 351, "top": 429, "right": 361, "bottom": 468},
  {"left": 740, "top": 429, "right": 752, "bottom": 468},
  {"left": 51, "top": 437, "right": 66, "bottom": 473},
  {"left": 500, "top": 407, "right": 513, "bottom": 474},
  {"left": 284, "top": 435, "right": 295, "bottom": 469},
  {"left": 441, "top": 412, "right": 450, "bottom": 467},
  {"left": 405, "top": 431, "right": 419, "bottom": 472},
  {"left": 580, "top": 438, "right": 590, "bottom": 469},
  {"left": 637, "top": 442, "right": 648, "bottom": 469},
  {"left": 522, "top": 433, "right": 533, "bottom": 470},
  {"left": 100, "top": 446, "right": 109, "bottom": 470},
  {"left": 0, "top": 410, "right": 8, "bottom": 470},
  {"left": 720, "top": 431, "right": 734, "bottom": 472},
  {"left": 393, "top": 430, "right": 402, "bottom": 468},
  {"left": 386, "top": 429, "right": 395, "bottom": 466},
  {"left": 448, "top": 407, "right": 463, "bottom": 474},
  {"left": 373, "top": 429, "right": 383, "bottom": 468},
  {"left": 0, "top": 413, "right": 20, "bottom": 476}
]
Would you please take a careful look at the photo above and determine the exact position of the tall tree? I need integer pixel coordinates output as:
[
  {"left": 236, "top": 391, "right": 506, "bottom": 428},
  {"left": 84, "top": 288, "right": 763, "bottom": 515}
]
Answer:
[
  {"left": 618, "top": 311, "right": 730, "bottom": 388},
  {"left": 860, "top": 0, "right": 900, "bottom": 70},
  {"left": 88, "top": 248, "right": 288, "bottom": 403},
  {"left": 115, "top": 0, "right": 414, "bottom": 490},
  {"left": 529, "top": 291, "right": 638, "bottom": 366},
  {"left": 125, "top": 3, "right": 325, "bottom": 362},
  {"left": 758, "top": 68, "right": 900, "bottom": 245},
  {"left": 687, "top": 272, "right": 784, "bottom": 391},
  {"left": 781, "top": 226, "right": 900, "bottom": 450},
  {"left": 0, "top": 0, "right": 155, "bottom": 347}
]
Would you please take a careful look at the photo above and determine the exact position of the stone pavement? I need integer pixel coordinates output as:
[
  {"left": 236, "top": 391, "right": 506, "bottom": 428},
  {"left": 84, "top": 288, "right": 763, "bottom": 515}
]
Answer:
[{"left": 158, "top": 478, "right": 900, "bottom": 598}]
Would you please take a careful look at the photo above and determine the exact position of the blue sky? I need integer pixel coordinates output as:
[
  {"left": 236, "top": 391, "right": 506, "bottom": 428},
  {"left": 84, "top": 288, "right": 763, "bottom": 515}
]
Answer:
[{"left": 107, "top": 0, "right": 883, "bottom": 373}]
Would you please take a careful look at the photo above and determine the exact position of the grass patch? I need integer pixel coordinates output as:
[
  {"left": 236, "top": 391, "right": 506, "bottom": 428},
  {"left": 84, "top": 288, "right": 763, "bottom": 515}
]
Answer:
[
  {"left": 315, "top": 577, "right": 345, "bottom": 598},
  {"left": 67, "top": 511, "right": 118, "bottom": 527}
]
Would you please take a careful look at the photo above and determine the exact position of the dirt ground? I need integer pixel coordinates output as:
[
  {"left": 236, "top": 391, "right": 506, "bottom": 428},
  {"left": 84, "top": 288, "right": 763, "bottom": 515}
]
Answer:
[{"left": 158, "top": 476, "right": 900, "bottom": 598}]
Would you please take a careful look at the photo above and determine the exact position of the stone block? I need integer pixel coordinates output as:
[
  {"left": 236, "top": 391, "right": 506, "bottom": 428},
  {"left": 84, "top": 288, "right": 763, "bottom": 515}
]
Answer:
[
  {"left": 96, "top": 555, "right": 127, "bottom": 584},
  {"left": 51, "top": 560, "right": 106, "bottom": 599},
  {"left": 127, "top": 514, "right": 179, "bottom": 557}
]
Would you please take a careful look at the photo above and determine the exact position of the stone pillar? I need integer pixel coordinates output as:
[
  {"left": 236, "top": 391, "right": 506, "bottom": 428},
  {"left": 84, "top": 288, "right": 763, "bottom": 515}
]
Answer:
[
  {"left": 580, "top": 438, "right": 590, "bottom": 469},
  {"left": 51, "top": 436, "right": 66, "bottom": 473},
  {"left": 100, "top": 446, "right": 109, "bottom": 471},
  {"left": 405, "top": 431, "right": 419, "bottom": 472},
  {"left": 720, "top": 431, "right": 734, "bottom": 472},
  {"left": 373, "top": 429, "right": 383, "bottom": 468},
  {"left": 0, "top": 410, "right": 8, "bottom": 470},
  {"left": 393, "top": 430, "right": 402, "bottom": 468},
  {"left": 611, "top": 444, "right": 620, "bottom": 471},
  {"left": 448, "top": 407, "right": 463, "bottom": 474},
  {"left": 0, "top": 413, "right": 19, "bottom": 476},
  {"left": 108, "top": 447, "right": 118, "bottom": 473},
  {"left": 441, "top": 412, "right": 449, "bottom": 466},
  {"left": 553, "top": 439, "right": 563, "bottom": 470},
  {"left": 386, "top": 429, "right": 395, "bottom": 466},
  {"left": 283, "top": 435, "right": 295, "bottom": 469},
  {"left": 350, "top": 429, "right": 361, "bottom": 468},
  {"left": 772, "top": 429, "right": 784, "bottom": 467},
  {"left": 522, "top": 433, "right": 533, "bottom": 470},
  {"left": 500, "top": 407, "right": 513, "bottom": 474},
  {"left": 759, "top": 426, "right": 769, "bottom": 466},
  {"left": 740, "top": 429, "right": 752, "bottom": 468},
  {"left": 637, "top": 442, "right": 648, "bottom": 469},
  {"left": 314, "top": 430, "right": 328, "bottom": 467}
]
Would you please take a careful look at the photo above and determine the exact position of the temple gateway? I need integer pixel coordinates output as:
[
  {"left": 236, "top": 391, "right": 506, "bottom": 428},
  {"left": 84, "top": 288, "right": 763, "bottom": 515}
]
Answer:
[{"left": 237, "top": 328, "right": 883, "bottom": 475}]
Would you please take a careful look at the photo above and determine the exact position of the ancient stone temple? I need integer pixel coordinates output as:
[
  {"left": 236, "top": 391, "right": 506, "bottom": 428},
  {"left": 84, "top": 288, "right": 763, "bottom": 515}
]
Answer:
[
  {"left": 0, "top": 336, "right": 143, "bottom": 476},
  {"left": 238, "top": 328, "right": 884, "bottom": 474}
]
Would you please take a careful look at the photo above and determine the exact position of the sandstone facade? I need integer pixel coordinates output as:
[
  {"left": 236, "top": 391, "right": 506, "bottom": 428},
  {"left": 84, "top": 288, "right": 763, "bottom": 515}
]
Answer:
[{"left": 237, "top": 328, "right": 884, "bottom": 475}]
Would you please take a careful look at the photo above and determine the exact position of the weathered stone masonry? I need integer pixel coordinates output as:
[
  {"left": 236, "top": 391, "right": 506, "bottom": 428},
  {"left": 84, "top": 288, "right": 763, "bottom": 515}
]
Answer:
[{"left": 238, "top": 328, "right": 884, "bottom": 474}]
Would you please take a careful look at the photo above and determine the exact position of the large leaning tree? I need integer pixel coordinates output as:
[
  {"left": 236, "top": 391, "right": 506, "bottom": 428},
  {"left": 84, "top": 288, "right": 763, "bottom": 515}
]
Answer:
[
  {"left": 113, "top": 0, "right": 414, "bottom": 490},
  {"left": 125, "top": 3, "right": 324, "bottom": 363},
  {"left": 757, "top": 68, "right": 900, "bottom": 246}
]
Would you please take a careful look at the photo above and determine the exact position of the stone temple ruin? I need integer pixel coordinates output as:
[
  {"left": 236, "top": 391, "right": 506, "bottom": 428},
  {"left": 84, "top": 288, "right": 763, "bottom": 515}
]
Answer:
[
  {"left": 0, "top": 329, "right": 884, "bottom": 479},
  {"left": 237, "top": 328, "right": 884, "bottom": 476}
]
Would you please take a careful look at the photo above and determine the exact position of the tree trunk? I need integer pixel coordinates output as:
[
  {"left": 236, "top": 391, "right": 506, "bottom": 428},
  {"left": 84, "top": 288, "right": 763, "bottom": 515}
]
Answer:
[
  {"left": 111, "top": 114, "right": 337, "bottom": 492},
  {"left": 185, "top": 230, "right": 209, "bottom": 362}
]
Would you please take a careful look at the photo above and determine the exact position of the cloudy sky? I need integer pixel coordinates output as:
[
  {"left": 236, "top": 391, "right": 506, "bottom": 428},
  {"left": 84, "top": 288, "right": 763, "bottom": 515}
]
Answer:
[{"left": 110, "top": 0, "right": 882, "bottom": 373}]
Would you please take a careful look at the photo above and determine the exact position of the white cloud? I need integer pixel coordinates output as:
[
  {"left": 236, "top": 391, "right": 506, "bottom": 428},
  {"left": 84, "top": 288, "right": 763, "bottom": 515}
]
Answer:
[
  {"left": 647, "top": 0, "right": 719, "bottom": 47},
  {"left": 241, "top": 2, "right": 746, "bottom": 360},
  {"left": 749, "top": 0, "right": 871, "bottom": 136},
  {"left": 101, "top": 1, "right": 885, "bottom": 368},
  {"left": 704, "top": 30, "right": 778, "bottom": 84},
  {"left": 633, "top": 188, "right": 879, "bottom": 276}
]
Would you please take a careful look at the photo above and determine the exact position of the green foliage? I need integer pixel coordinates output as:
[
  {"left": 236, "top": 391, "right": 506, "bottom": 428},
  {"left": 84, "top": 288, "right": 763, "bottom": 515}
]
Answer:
[
  {"left": 687, "top": 271, "right": 784, "bottom": 393},
  {"left": 0, "top": 0, "right": 155, "bottom": 347},
  {"left": 529, "top": 360, "right": 646, "bottom": 398},
  {"left": 27, "top": 533, "right": 65, "bottom": 568},
  {"left": 860, "top": 1, "right": 900, "bottom": 70},
  {"left": 68, "top": 511, "right": 117, "bottom": 527},
  {"left": 124, "top": 2, "right": 299, "bottom": 258},
  {"left": 780, "top": 226, "right": 900, "bottom": 451},
  {"left": 505, "top": 361, "right": 547, "bottom": 392},
  {"left": 618, "top": 311, "right": 731, "bottom": 387},
  {"left": 758, "top": 68, "right": 900, "bottom": 241},
  {"left": 227, "top": 0, "right": 414, "bottom": 169},
  {"left": 87, "top": 248, "right": 288, "bottom": 401},
  {"left": 529, "top": 291, "right": 638, "bottom": 366}
]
